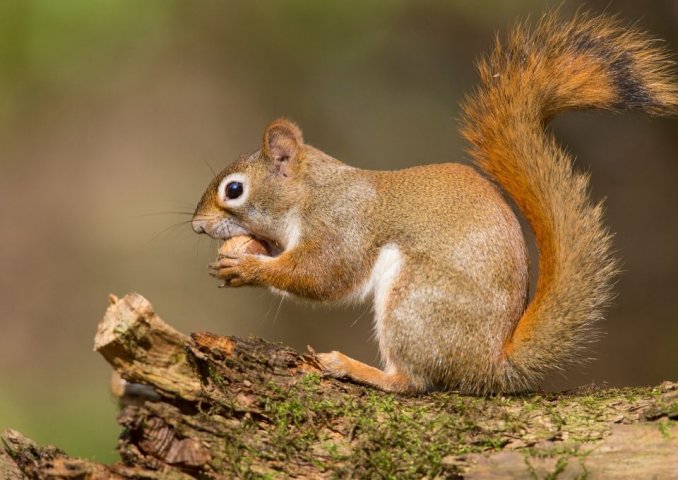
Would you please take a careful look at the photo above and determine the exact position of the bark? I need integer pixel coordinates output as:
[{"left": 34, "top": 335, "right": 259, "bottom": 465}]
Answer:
[{"left": 1, "top": 292, "right": 676, "bottom": 479}]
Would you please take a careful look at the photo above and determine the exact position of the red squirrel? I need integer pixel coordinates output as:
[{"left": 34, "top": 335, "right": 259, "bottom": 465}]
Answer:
[{"left": 192, "top": 13, "right": 678, "bottom": 394}]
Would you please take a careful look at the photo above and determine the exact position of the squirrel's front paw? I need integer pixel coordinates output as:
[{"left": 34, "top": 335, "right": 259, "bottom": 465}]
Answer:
[{"left": 208, "top": 254, "right": 258, "bottom": 288}]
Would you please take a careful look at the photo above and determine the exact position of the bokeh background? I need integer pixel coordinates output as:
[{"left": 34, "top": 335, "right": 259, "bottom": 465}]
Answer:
[{"left": 1, "top": 0, "right": 677, "bottom": 462}]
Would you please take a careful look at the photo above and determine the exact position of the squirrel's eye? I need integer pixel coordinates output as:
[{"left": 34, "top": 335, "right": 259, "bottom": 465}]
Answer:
[{"left": 226, "top": 181, "right": 244, "bottom": 200}]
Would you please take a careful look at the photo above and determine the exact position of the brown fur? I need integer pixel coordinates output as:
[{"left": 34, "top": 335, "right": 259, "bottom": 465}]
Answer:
[
  {"left": 460, "top": 12, "right": 678, "bottom": 389},
  {"left": 193, "top": 12, "right": 678, "bottom": 394}
]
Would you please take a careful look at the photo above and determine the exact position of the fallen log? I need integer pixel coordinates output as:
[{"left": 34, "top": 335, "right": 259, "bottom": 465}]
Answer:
[{"left": 1, "top": 292, "right": 676, "bottom": 479}]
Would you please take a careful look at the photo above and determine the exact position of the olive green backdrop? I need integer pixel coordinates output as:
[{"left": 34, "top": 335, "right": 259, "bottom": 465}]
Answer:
[{"left": 1, "top": 0, "right": 676, "bottom": 462}]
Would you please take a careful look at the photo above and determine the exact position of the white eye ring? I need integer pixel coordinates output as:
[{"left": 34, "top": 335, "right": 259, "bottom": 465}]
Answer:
[{"left": 218, "top": 173, "right": 249, "bottom": 208}]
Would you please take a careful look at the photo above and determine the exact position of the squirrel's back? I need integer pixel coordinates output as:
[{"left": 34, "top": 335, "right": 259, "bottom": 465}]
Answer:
[{"left": 460, "top": 12, "right": 678, "bottom": 392}]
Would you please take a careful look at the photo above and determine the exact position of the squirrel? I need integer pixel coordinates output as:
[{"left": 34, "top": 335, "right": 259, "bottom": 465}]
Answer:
[{"left": 192, "top": 12, "right": 678, "bottom": 394}]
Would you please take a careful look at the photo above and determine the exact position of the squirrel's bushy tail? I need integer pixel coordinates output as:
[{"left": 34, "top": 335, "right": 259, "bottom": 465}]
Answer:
[{"left": 460, "top": 12, "right": 678, "bottom": 391}]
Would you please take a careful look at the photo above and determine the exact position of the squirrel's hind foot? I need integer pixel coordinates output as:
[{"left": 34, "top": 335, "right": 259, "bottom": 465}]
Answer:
[{"left": 314, "top": 350, "right": 422, "bottom": 393}]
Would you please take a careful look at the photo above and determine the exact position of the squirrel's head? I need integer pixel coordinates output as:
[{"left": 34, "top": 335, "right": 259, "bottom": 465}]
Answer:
[{"left": 192, "top": 118, "right": 309, "bottom": 253}]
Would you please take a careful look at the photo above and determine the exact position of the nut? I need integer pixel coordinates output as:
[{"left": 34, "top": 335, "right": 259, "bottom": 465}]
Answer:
[{"left": 218, "top": 235, "right": 269, "bottom": 257}]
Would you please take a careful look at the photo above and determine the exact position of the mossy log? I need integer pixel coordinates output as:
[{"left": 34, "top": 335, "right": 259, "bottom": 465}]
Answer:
[{"left": 1, "top": 292, "right": 676, "bottom": 479}]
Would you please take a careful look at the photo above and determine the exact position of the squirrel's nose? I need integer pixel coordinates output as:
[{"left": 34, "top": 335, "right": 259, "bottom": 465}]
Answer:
[{"left": 192, "top": 218, "right": 207, "bottom": 234}]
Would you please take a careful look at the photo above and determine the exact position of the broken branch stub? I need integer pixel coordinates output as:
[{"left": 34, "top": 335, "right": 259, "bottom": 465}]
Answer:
[{"left": 93, "top": 292, "right": 201, "bottom": 402}]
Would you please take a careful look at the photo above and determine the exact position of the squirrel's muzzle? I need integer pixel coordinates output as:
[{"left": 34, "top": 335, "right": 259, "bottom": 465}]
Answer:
[{"left": 192, "top": 218, "right": 208, "bottom": 234}]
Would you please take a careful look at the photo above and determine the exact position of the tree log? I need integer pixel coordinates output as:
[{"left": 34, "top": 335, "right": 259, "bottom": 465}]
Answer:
[{"left": 1, "top": 292, "right": 676, "bottom": 479}]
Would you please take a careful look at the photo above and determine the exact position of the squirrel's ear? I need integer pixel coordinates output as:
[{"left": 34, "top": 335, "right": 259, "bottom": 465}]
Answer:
[{"left": 262, "top": 118, "right": 304, "bottom": 176}]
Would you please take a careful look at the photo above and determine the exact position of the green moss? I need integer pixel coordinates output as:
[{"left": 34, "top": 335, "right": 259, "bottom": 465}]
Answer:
[
  {"left": 657, "top": 419, "right": 673, "bottom": 439},
  {"left": 298, "top": 372, "right": 321, "bottom": 389},
  {"left": 202, "top": 372, "right": 673, "bottom": 478},
  {"left": 523, "top": 442, "right": 593, "bottom": 480},
  {"left": 207, "top": 366, "right": 227, "bottom": 389}
]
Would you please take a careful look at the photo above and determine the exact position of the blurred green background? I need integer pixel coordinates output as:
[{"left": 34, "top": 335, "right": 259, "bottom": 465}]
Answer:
[{"left": 1, "top": 0, "right": 677, "bottom": 463}]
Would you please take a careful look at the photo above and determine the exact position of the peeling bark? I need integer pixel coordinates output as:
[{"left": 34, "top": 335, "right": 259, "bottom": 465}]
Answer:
[{"left": 1, "top": 292, "right": 676, "bottom": 479}]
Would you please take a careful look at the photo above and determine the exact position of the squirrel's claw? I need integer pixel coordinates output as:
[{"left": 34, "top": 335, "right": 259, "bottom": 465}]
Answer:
[{"left": 315, "top": 351, "right": 350, "bottom": 378}]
